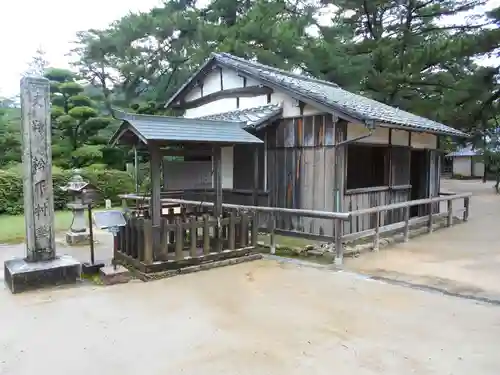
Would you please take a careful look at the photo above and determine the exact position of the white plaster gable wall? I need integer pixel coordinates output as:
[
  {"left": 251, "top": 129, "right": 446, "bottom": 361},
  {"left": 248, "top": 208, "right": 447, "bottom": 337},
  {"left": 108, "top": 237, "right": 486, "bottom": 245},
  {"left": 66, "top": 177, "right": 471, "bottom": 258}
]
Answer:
[
  {"left": 411, "top": 132, "right": 437, "bottom": 149},
  {"left": 184, "top": 86, "right": 202, "bottom": 102},
  {"left": 346, "top": 123, "right": 389, "bottom": 144},
  {"left": 346, "top": 123, "right": 438, "bottom": 149},
  {"left": 391, "top": 129, "right": 409, "bottom": 146},
  {"left": 185, "top": 98, "right": 236, "bottom": 118},
  {"left": 183, "top": 67, "right": 324, "bottom": 118}
]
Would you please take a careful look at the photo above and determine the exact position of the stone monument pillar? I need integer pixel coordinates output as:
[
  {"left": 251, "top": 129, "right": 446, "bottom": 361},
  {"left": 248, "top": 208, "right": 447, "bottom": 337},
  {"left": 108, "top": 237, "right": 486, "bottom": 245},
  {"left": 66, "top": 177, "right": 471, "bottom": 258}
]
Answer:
[
  {"left": 4, "top": 76, "right": 81, "bottom": 294},
  {"left": 22, "top": 76, "right": 56, "bottom": 261}
]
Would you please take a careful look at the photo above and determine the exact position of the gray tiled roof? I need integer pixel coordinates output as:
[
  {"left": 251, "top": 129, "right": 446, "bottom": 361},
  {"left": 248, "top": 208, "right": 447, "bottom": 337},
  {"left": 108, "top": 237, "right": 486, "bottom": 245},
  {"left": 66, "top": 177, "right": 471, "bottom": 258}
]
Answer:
[
  {"left": 110, "top": 111, "right": 263, "bottom": 145},
  {"left": 197, "top": 103, "right": 283, "bottom": 131},
  {"left": 446, "top": 145, "right": 480, "bottom": 157},
  {"left": 211, "top": 53, "right": 467, "bottom": 137}
]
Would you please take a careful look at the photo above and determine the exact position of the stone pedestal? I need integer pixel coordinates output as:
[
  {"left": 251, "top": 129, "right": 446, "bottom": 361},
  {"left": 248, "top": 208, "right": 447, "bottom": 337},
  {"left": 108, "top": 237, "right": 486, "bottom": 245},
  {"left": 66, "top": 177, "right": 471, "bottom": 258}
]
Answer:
[
  {"left": 82, "top": 262, "right": 105, "bottom": 276},
  {"left": 65, "top": 231, "right": 90, "bottom": 245},
  {"left": 99, "top": 265, "right": 131, "bottom": 285},
  {"left": 65, "top": 202, "right": 90, "bottom": 245},
  {"left": 4, "top": 256, "right": 81, "bottom": 294}
]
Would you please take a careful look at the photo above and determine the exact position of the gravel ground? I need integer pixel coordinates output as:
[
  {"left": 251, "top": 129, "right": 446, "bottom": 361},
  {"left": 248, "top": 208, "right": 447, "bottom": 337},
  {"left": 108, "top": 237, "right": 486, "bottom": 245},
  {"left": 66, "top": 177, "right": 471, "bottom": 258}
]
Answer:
[{"left": 1, "top": 179, "right": 499, "bottom": 375}]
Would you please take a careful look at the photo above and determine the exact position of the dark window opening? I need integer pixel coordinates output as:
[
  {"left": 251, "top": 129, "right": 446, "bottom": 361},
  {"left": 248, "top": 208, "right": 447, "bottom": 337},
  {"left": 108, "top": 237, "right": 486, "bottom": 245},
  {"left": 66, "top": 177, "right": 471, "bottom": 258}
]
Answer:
[
  {"left": 184, "top": 154, "right": 211, "bottom": 162},
  {"left": 346, "top": 144, "right": 389, "bottom": 190},
  {"left": 391, "top": 147, "right": 410, "bottom": 186}
]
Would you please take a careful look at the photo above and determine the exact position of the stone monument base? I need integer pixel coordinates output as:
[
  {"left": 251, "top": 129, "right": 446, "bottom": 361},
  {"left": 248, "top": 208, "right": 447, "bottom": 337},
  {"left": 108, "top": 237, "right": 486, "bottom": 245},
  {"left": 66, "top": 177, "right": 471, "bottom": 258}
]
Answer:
[
  {"left": 4, "top": 255, "right": 81, "bottom": 294},
  {"left": 65, "top": 231, "right": 90, "bottom": 246}
]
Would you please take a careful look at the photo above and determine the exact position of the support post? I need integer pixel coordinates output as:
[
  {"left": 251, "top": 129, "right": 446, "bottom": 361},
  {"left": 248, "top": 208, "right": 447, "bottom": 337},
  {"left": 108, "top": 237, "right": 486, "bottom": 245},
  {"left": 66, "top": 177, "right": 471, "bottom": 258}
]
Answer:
[
  {"left": 213, "top": 146, "right": 223, "bottom": 252},
  {"left": 333, "top": 145, "right": 342, "bottom": 212},
  {"left": 149, "top": 144, "right": 162, "bottom": 255},
  {"left": 463, "top": 197, "right": 470, "bottom": 222},
  {"left": 134, "top": 145, "right": 139, "bottom": 194},
  {"left": 447, "top": 200, "right": 453, "bottom": 227},
  {"left": 334, "top": 218, "right": 343, "bottom": 265},
  {"left": 403, "top": 206, "right": 410, "bottom": 242},
  {"left": 88, "top": 204, "right": 95, "bottom": 264},
  {"left": 253, "top": 146, "right": 259, "bottom": 206},
  {"left": 373, "top": 210, "right": 380, "bottom": 251},
  {"left": 268, "top": 213, "right": 276, "bottom": 254}
]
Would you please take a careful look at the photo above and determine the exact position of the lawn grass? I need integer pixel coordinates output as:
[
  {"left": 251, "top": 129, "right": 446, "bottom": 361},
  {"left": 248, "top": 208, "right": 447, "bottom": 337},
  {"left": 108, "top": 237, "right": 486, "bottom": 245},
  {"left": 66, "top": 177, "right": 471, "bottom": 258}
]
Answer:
[
  {"left": 257, "top": 233, "right": 324, "bottom": 249},
  {"left": 0, "top": 209, "right": 102, "bottom": 244}
]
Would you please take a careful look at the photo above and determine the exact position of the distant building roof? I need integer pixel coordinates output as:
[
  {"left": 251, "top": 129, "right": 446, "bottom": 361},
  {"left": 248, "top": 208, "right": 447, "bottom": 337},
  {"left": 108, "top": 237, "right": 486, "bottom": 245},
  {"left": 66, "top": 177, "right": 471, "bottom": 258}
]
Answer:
[
  {"left": 109, "top": 111, "right": 263, "bottom": 146},
  {"left": 165, "top": 52, "right": 468, "bottom": 138},
  {"left": 446, "top": 145, "right": 481, "bottom": 157},
  {"left": 197, "top": 103, "right": 283, "bottom": 131}
]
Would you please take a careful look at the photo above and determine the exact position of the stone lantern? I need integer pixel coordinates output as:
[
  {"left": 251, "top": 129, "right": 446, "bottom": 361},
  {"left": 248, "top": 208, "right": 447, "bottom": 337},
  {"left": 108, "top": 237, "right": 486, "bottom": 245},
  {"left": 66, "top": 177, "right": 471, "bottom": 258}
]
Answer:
[{"left": 60, "top": 170, "right": 96, "bottom": 245}]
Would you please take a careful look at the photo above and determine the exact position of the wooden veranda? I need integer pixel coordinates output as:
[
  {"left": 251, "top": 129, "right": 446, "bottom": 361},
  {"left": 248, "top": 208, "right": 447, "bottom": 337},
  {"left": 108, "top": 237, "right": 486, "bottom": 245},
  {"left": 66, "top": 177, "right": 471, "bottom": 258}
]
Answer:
[{"left": 109, "top": 112, "right": 264, "bottom": 277}]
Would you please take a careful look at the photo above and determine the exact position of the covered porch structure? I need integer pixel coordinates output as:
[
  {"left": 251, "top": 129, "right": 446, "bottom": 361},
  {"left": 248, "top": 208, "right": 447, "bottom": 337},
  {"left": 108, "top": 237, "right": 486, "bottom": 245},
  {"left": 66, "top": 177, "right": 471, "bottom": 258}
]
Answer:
[{"left": 109, "top": 112, "right": 264, "bottom": 278}]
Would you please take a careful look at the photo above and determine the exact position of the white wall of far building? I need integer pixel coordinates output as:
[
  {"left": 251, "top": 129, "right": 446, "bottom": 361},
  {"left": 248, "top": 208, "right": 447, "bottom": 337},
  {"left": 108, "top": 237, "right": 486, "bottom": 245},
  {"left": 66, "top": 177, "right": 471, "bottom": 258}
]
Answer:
[{"left": 452, "top": 157, "right": 484, "bottom": 177}]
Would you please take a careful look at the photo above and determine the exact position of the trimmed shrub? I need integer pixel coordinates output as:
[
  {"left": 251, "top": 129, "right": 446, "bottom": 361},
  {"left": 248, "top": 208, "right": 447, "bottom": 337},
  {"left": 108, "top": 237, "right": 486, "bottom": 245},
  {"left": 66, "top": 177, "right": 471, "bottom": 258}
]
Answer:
[
  {"left": 0, "top": 167, "right": 134, "bottom": 215},
  {"left": 80, "top": 169, "right": 135, "bottom": 206}
]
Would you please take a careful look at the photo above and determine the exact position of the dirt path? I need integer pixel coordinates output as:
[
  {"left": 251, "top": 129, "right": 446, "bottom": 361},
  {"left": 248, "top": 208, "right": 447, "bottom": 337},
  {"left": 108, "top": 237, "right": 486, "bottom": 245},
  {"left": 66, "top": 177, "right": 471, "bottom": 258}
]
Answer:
[
  {"left": 1, "top": 259, "right": 500, "bottom": 375},
  {"left": 345, "top": 178, "right": 500, "bottom": 302}
]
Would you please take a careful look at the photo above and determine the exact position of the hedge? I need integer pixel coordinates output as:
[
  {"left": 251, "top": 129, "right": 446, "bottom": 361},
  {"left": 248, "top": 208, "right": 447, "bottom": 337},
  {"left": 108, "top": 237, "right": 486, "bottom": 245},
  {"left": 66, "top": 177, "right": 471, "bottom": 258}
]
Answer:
[{"left": 0, "top": 168, "right": 135, "bottom": 215}]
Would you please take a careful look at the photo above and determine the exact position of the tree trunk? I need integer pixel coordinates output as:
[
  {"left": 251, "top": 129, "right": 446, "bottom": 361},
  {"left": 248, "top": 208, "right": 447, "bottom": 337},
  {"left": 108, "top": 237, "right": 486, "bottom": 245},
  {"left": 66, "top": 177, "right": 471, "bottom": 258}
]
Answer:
[{"left": 495, "top": 169, "right": 500, "bottom": 194}]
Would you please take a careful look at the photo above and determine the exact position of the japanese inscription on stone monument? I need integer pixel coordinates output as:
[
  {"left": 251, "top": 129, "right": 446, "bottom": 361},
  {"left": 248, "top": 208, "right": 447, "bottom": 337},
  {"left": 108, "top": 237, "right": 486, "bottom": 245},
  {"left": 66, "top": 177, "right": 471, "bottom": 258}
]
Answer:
[{"left": 20, "top": 76, "right": 56, "bottom": 262}]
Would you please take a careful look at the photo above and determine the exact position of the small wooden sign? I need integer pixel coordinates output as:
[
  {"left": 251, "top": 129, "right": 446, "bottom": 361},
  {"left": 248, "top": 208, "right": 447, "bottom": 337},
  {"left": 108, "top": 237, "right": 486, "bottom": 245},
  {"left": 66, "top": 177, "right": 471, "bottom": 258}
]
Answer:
[{"left": 93, "top": 210, "right": 126, "bottom": 230}]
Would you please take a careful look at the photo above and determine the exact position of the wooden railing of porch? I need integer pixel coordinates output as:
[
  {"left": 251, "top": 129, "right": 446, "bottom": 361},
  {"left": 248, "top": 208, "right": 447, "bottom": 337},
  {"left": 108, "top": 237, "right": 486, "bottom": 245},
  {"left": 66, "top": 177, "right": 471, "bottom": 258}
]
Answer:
[{"left": 119, "top": 191, "right": 471, "bottom": 268}]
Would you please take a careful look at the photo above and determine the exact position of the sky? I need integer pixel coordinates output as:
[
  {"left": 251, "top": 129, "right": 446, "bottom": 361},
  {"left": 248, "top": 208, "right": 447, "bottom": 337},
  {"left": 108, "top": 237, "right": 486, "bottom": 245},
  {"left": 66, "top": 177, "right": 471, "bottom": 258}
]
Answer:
[{"left": 0, "top": 0, "right": 498, "bottom": 98}]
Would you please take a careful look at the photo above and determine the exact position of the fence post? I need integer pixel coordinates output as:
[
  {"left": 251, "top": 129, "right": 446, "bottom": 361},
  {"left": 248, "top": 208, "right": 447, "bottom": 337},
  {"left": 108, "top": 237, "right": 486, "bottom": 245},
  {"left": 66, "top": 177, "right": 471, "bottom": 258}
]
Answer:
[
  {"left": 268, "top": 213, "right": 276, "bottom": 255},
  {"left": 168, "top": 208, "right": 175, "bottom": 244},
  {"left": 241, "top": 213, "right": 249, "bottom": 247},
  {"left": 373, "top": 210, "right": 380, "bottom": 251},
  {"left": 463, "top": 197, "right": 470, "bottom": 222},
  {"left": 447, "top": 200, "right": 453, "bottom": 227},
  {"left": 203, "top": 214, "right": 210, "bottom": 255},
  {"left": 403, "top": 206, "right": 410, "bottom": 242},
  {"left": 189, "top": 218, "right": 197, "bottom": 258},
  {"left": 251, "top": 213, "right": 258, "bottom": 247},
  {"left": 175, "top": 217, "right": 184, "bottom": 261},
  {"left": 121, "top": 197, "right": 128, "bottom": 211},
  {"left": 228, "top": 211, "right": 236, "bottom": 250},
  {"left": 143, "top": 220, "right": 153, "bottom": 264},
  {"left": 334, "top": 218, "right": 343, "bottom": 266}
]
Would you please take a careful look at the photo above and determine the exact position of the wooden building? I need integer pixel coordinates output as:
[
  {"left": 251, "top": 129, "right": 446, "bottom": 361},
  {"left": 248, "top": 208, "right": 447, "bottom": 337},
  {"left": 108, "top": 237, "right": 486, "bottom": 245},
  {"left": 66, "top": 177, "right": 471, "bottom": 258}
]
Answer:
[
  {"left": 446, "top": 145, "right": 485, "bottom": 178},
  {"left": 109, "top": 112, "right": 265, "bottom": 276},
  {"left": 162, "top": 53, "right": 468, "bottom": 238}
]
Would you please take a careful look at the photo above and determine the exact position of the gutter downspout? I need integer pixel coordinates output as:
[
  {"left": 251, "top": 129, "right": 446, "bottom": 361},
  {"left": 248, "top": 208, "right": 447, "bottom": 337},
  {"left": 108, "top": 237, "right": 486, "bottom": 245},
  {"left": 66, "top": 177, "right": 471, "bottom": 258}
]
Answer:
[{"left": 333, "top": 119, "right": 375, "bottom": 212}]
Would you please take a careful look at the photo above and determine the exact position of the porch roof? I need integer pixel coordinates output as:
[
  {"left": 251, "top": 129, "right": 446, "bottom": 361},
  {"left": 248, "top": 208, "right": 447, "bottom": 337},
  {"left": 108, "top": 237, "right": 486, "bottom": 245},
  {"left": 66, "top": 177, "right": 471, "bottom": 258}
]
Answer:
[
  {"left": 109, "top": 111, "right": 263, "bottom": 146},
  {"left": 197, "top": 103, "right": 283, "bottom": 131}
]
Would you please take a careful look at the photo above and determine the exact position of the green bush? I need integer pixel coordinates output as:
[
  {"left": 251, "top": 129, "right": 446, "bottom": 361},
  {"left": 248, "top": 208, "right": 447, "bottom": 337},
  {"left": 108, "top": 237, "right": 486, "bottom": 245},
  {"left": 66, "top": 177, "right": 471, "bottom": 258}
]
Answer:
[
  {"left": 80, "top": 169, "right": 135, "bottom": 206},
  {"left": 0, "top": 167, "right": 134, "bottom": 215}
]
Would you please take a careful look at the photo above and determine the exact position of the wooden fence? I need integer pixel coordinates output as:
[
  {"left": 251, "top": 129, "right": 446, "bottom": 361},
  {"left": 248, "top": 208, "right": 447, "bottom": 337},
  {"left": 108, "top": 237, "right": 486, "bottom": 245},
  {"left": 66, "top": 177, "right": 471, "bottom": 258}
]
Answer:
[
  {"left": 344, "top": 192, "right": 471, "bottom": 254},
  {"left": 119, "top": 192, "right": 471, "bottom": 267},
  {"left": 115, "top": 208, "right": 259, "bottom": 274}
]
